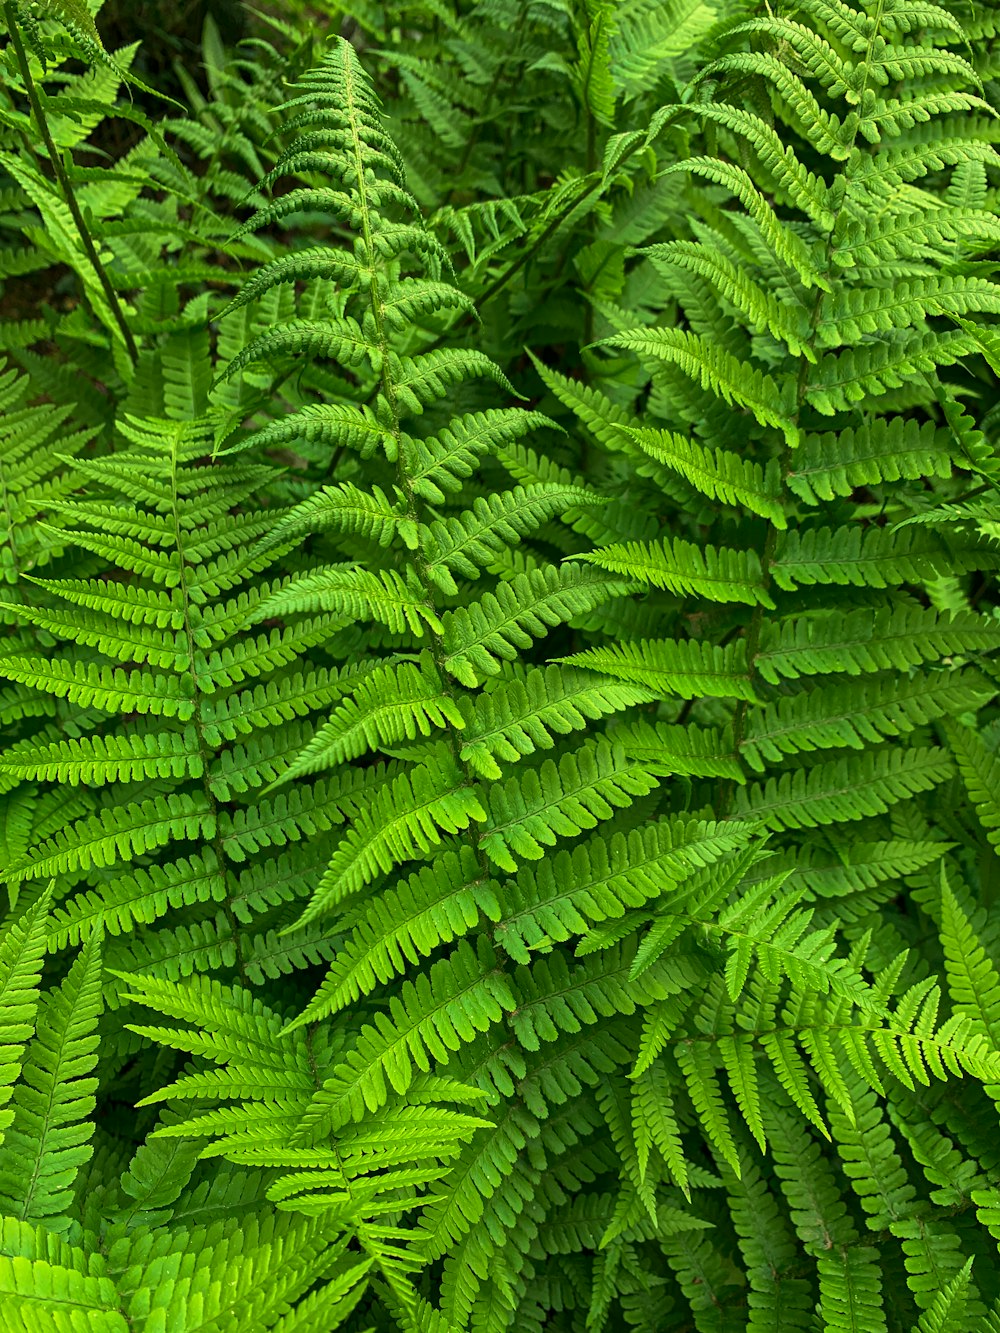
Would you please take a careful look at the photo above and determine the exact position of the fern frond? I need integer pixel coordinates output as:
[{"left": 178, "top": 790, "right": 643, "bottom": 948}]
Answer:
[
  {"left": 626, "top": 423, "right": 786, "bottom": 525},
  {"left": 291, "top": 846, "right": 499, "bottom": 1021},
  {"left": 577, "top": 537, "right": 775, "bottom": 607},
  {"left": 0, "top": 894, "right": 51, "bottom": 1145},
  {"left": 787, "top": 418, "right": 956, "bottom": 503},
  {"left": 293, "top": 758, "right": 487, "bottom": 926},
  {"left": 940, "top": 881, "right": 1000, "bottom": 1044},
  {"left": 756, "top": 607, "right": 999, "bottom": 683},
  {"left": 479, "top": 739, "right": 659, "bottom": 872},
  {"left": 424, "top": 483, "right": 602, "bottom": 589},
  {"left": 0, "top": 933, "right": 102, "bottom": 1225},
  {"left": 495, "top": 817, "right": 755, "bottom": 964},
  {"left": 741, "top": 670, "right": 992, "bottom": 770},
  {"left": 605, "top": 327, "right": 800, "bottom": 446},
  {"left": 275, "top": 656, "right": 464, "bottom": 783},
  {"left": 771, "top": 525, "right": 994, "bottom": 591},
  {"left": 659, "top": 156, "right": 829, "bottom": 288},
  {"left": 0, "top": 657, "right": 196, "bottom": 718},
  {"left": 297, "top": 938, "right": 514, "bottom": 1121},
  {"left": 0, "top": 729, "right": 204, "bottom": 785},
  {"left": 731, "top": 747, "right": 954, "bottom": 831},
  {"left": 944, "top": 721, "right": 1000, "bottom": 851},
  {"left": 1, "top": 794, "right": 212, "bottom": 884},
  {"left": 442, "top": 566, "right": 629, "bottom": 686},
  {"left": 459, "top": 666, "right": 654, "bottom": 780},
  {"left": 408, "top": 410, "right": 555, "bottom": 504},
  {"left": 561, "top": 638, "right": 756, "bottom": 700}
]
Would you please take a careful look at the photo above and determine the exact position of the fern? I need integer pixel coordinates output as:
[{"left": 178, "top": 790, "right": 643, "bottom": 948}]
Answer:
[
  {"left": 0, "top": 3, "right": 998, "bottom": 1330},
  {"left": 0, "top": 931, "right": 102, "bottom": 1226},
  {"left": 533, "top": 0, "right": 1000, "bottom": 1323}
]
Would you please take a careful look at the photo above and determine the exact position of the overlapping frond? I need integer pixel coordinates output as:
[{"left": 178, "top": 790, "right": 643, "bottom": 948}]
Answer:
[{"left": 0, "top": 5, "right": 997, "bottom": 1332}]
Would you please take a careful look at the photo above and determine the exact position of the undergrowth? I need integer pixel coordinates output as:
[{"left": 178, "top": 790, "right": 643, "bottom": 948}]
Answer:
[{"left": 0, "top": 0, "right": 998, "bottom": 1328}]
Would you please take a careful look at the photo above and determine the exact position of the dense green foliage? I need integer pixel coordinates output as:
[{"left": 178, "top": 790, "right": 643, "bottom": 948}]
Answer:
[{"left": 0, "top": 0, "right": 999, "bottom": 1327}]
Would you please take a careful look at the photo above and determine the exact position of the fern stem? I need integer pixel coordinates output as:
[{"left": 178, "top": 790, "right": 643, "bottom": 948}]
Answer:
[
  {"left": 3, "top": 1, "right": 138, "bottom": 365},
  {"left": 582, "top": 109, "right": 597, "bottom": 349},
  {"left": 477, "top": 174, "right": 597, "bottom": 308}
]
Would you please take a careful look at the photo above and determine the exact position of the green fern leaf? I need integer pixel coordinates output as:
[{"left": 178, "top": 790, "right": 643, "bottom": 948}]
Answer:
[
  {"left": 561, "top": 638, "right": 756, "bottom": 700},
  {"left": 0, "top": 657, "right": 195, "bottom": 718},
  {"left": 479, "top": 739, "right": 659, "bottom": 872},
  {"left": 442, "top": 566, "right": 629, "bottom": 686},
  {"left": 605, "top": 327, "right": 800, "bottom": 446},
  {"left": 626, "top": 423, "right": 786, "bottom": 526},
  {"left": 293, "top": 759, "right": 487, "bottom": 926},
  {"left": 0, "top": 933, "right": 102, "bottom": 1226},
  {"left": 297, "top": 938, "right": 515, "bottom": 1126},
  {"left": 0, "top": 894, "right": 51, "bottom": 1146},
  {"left": 275, "top": 657, "right": 465, "bottom": 783},
  {"left": 940, "top": 881, "right": 1000, "bottom": 1043},
  {"left": 459, "top": 666, "right": 654, "bottom": 780},
  {"left": 1, "top": 794, "right": 213, "bottom": 884},
  {"left": 732, "top": 747, "right": 954, "bottom": 830},
  {"left": 944, "top": 721, "right": 1000, "bottom": 850},
  {"left": 577, "top": 537, "right": 775, "bottom": 607},
  {"left": 0, "top": 729, "right": 204, "bottom": 786}
]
